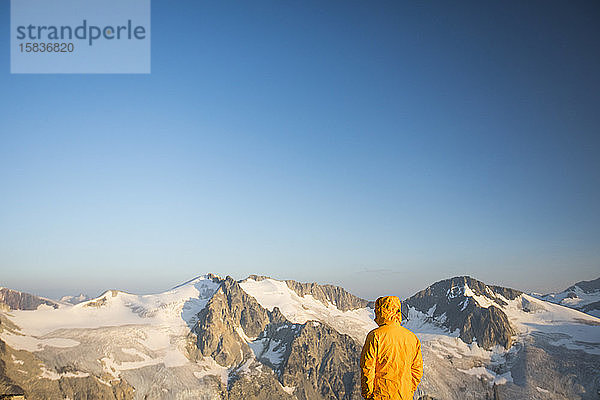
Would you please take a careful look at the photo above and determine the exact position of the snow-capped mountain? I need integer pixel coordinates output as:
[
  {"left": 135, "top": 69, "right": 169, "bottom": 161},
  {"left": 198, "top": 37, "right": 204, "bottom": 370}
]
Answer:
[
  {"left": 535, "top": 277, "right": 600, "bottom": 318},
  {"left": 404, "top": 276, "right": 521, "bottom": 349},
  {"left": 59, "top": 294, "right": 90, "bottom": 305},
  {"left": 0, "top": 274, "right": 599, "bottom": 400},
  {"left": 403, "top": 276, "right": 600, "bottom": 399}
]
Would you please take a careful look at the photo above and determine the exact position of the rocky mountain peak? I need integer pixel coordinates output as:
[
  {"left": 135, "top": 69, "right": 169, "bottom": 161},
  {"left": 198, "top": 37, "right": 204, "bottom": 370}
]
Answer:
[
  {"left": 432, "top": 276, "right": 521, "bottom": 305},
  {"left": 187, "top": 275, "right": 366, "bottom": 399},
  {"left": 191, "top": 275, "right": 273, "bottom": 367},
  {"left": 405, "top": 276, "right": 519, "bottom": 349},
  {"left": 0, "top": 287, "right": 58, "bottom": 311}
]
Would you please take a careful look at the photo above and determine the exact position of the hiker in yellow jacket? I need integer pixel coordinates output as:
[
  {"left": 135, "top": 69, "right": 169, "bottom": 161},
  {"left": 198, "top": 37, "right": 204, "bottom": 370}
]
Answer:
[{"left": 360, "top": 296, "right": 423, "bottom": 400}]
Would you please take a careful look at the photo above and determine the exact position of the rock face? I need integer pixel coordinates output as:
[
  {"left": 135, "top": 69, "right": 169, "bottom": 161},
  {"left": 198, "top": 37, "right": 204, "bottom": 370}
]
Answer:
[
  {"left": 405, "top": 276, "right": 518, "bottom": 349},
  {"left": 192, "top": 276, "right": 272, "bottom": 366},
  {"left": 0, "top": 288, "right": 58, "bottom": 311},
  {"left": 188, "top": 276, "right": 365, "bottom": 399},
  {"left": 459, "top": 306, "right": 514, "bottom": 349},
  {"left": 281, "top": 322, "right": 362, "bottom": 400},
  {"left": 0, "top": 340, "right": 24, "bottom": 398},
  {"left": 284, "top": 280, "right": 370, "bottom": 312}
]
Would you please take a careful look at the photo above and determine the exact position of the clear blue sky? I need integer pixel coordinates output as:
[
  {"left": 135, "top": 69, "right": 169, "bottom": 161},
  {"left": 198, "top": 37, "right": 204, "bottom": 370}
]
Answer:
[{"left": 1, "top": 1, "right": 599, "bottom": 300}]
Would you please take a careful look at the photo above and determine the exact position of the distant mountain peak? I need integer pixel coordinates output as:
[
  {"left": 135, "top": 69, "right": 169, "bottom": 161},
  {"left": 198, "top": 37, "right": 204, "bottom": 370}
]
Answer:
[
  {"left": 59, "top": 293, "right": 89, "bottom": 305},
  {"left": 0, "top": 287, "right": 58, "bottom": 311},
  {"left": 535, "top": 276, "right": 600, "bottom": 318},
  {"left": 567, "top": 276, "right": 600, "bottom": 294}
]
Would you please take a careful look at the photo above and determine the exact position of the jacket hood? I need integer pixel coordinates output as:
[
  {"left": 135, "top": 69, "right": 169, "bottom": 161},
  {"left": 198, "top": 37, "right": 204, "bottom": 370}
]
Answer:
[{"left": 374, "top": 296, "right": 402, "bottom": 326}]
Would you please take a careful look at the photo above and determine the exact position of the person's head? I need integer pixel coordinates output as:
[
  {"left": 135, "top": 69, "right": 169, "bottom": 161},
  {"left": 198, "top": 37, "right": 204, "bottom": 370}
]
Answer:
[{"left": 374, "top": 296, "right": 402, "bottom": 326}]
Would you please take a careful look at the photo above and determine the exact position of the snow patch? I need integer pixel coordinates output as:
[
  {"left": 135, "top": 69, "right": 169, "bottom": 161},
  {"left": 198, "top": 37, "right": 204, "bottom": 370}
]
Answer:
[
  {"left": 248, "top": 337, "right": 286, "bottom": 366},
  {"left": 282, "top": 384, "right": 296, "bottom": 394},
  {"left": 137, "top": 329, "right": 171, "bottom": 351},
  {"left": 163, "top": 347, "right": 189, "bottom": 368},
  {"left": 0, "top": 332, "right": 79, "bottom": 352},
  {"left": 463, "top": 285, "right": 496, "bottom": 308},
  {"left": 235, "top": 326, "right": 256, "bottom": 342},
  {"left": 458, "top": 367, "right": 513, "bottom": 385},
  {"left": 503, "top": 294, "right": 600, "bottom": 355},
  {"left": 101, "top": 352, "right": 162, "bottom": 373},
  {"left": 11, "top": 355, "right": 24, "bottom": 365},
  {"left": 193, "top": 357, "right": 228, "bottom": 386},
  {"left": 40, "top": 366, "right": 90, "bottom": 380}
]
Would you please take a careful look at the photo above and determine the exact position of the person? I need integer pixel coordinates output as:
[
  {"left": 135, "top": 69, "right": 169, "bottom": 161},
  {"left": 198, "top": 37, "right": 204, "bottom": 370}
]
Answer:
[{"left": 360, "top": 296, "right": 423, "bottom": 399}]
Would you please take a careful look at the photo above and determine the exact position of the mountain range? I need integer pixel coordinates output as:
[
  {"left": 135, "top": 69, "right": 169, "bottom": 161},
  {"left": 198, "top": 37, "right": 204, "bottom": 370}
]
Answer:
[
  {"left": 534, "top": 277, "right": 600, "bottom": 318},
  {"left": 0, "top": 274, "right": 599, "bottom": 399}
]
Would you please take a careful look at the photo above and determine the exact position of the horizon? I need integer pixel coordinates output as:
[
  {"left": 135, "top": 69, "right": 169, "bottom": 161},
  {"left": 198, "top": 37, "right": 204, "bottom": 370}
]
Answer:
[
  {"left": 1, "top": 1, "right": 599, "bottom": 302},
  {"left": 3, "top": 270, "right": 598, "bottom": 303}
]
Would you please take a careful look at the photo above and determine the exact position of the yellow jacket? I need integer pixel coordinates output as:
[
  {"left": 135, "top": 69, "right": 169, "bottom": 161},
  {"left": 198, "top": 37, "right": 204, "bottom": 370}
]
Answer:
[{"left": 360, "top": 296, "right": 423, "bottom": 400}]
